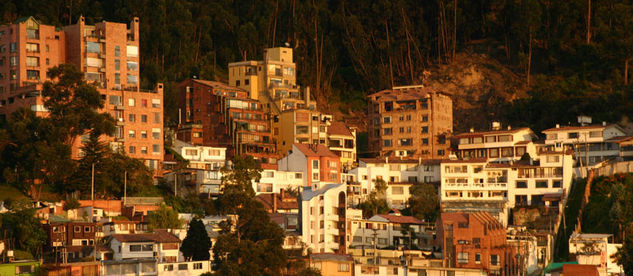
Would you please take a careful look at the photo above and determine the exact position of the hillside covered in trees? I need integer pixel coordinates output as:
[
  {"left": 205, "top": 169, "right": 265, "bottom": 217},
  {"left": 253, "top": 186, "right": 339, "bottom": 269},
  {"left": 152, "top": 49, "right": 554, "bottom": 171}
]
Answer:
[{"left": 4, "top": 0, "right": 633, "bottom": 133}]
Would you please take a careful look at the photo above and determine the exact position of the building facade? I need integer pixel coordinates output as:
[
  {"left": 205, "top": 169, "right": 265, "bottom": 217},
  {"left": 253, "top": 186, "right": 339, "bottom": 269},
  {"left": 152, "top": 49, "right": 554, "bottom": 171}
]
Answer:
[
  {"left": 367, "top": 85, "right": 452, "bottom": 159},
  {"left": 436, "top": 212, "right": 514, "bottom": 275},
  {"left": 278, "top": 143, "right": 341, "bottom": 188},
  {"left": 0, "top": 16, "right": 164, "bottom": 172},
  {"left": 543, "top": 124, "right": 627, "bottom": 166},
  {"left": 178, "top": 78, "right": 278, "bottom": 168},
  {"left": 300, "top": 183, "right": 347, "bottom": 254}
]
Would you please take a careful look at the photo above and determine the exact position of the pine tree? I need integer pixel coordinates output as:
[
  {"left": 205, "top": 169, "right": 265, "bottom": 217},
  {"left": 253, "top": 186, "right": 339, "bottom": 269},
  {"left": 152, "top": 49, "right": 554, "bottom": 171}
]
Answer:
[{"left": 181, "top": 219, "right": 212, "bottom": 261}]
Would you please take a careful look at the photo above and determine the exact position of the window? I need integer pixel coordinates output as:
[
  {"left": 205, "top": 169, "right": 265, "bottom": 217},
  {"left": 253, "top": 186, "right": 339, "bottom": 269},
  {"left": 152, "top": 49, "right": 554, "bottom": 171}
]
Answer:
[
  {"left": 10, "top": 56, "right": 17, "bottom": 66},
  {"left": 115, "top": 59, "right": 120, "bottom": 70},
  {"left": 141, "top": 147, "right": 148, "bottom": 154},
  {"left": 568, "top": 132, "right": 579, "bottom": 139},
  {"left": 536, "top": 180, "right": 548, "bottom": 188},
  {"left": 383, "top": 128, "right": 392, "bottom": 135},
  {"left": 383, "top": 139, "right": 392, "bottom": 147},
  {"left": 553, "top": 180, "right": 562, "bottom": 188},
  {"left": 127, "top": 74, "right": 138, "bottom": 84},
  {"left": 383, "top": 116, "right": 391, "bottom": 123},
  {"left": 129, "top": 245, "right": 142, "bottom": 251},
  {"left": 422, "top": 126, "right": 428, "bottom": 133},
  {"left": 154, "top": 112, "right": 161, "bottom": 123},
  {"left": 152, "top": 129, "right": 161, "bottom": 139},
  {"left": 109, "top": 95, "right": 122, "bottom": 106},
  {"left": 422, "top": 138, "right": 429, "bottom": 145},
  {"left": 129, "top": 146, "right": 135, "bottom": 153},
  {"left": 26, "top": 70, "right": 39, "bottom": 80},
  {"left": 516, "top": 181, "right": 527, "bottom": 188},
  {"left": 153, "top": 144, "right": 160, "bottom": 154},
  {"left": 114, "top": 73, "right": 120, "bottom": 84},
  {"left": 400, "top": 138, "right": 412, "bottom": 146},
  {"left": 338, "top": 263, "right": 350, "bottom": 272},
  {"left": 490, "top": 254, "right": 499, "bottom": 265},
  {"left": 589, "top": 131, "right": 602, "bottom": 138},
  {"left": 152, "top": 99, "right": 161, "bottom": 108},
  {"left": 86, "top": 42, "right": 100, "bottom": 53},
  {"left": 141, "top": 131, "right": 147, "bottom": 138},
  {"left": 129, "top": 114, "right": 135, "bottom": 122},
  {"left": 74, "top": 226, "right": 81, "bottom": 233},
  {"left": 501, "top": 147, "right": 514, "bottom": 157},
  {"left": 489, "top": 148, "right": 499, "bottom": 158},
  {"left": 46, "top": 58, "right": 49, "bottom": 65},
  {"left": 193, "top": 262, "right": 203, "bottom": 270},
  {"left": 128, "top": 130, "right": 135, "bottom": 138},
  {"left": 115, "top": 46, "right": 120, "bottom": 57},
  {"left": 128, "top": 98, "right": 135, "bottom": 106},
  {"left": 547, "top": 155, "right": 560, "bottom": 163},
  {"left": 127, "top": 61, "right": 138, "bottom": 71},
  {"left": 475, "top": 253, "right": 481, "bottom": 264},
  {"left": 391, "top": 187, "right": 404, "bottom": 195},
  {"left": 141, "top": 115, "right": 147, "bottom": 122},
  {"left": 9, "top": 70, "right": 16, "bottom": 80},
  {"left": 10, "top": 42, "right": 17, "bottom": 52},
  {"left": 127, "top": 45, "right": 138, "bottom": 57},
  {"left": 163, "top": 265, "right": 173, "bottom": 271},
  {"left": 26, "top": 43, "right": 39, "bottom": 53},
  {"left": 498, "top": 135, "right": 512, "bottom": 142},
  {"left": 516, "top": 147, "right": 526, "bottom": 157},
  {"left": 458, "top": 252, "right": 469, "bottom": 264}
]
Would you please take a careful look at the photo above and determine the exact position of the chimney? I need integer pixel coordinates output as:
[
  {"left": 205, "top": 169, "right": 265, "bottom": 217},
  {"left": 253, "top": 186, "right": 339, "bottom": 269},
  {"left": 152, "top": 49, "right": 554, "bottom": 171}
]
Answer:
[
  {"left": 602, "top": 121, "right": 607, "bottom": 126},
  {"left": 385, "top": 157, "right": 389, "bottom": 164},
  {"left": 470, "top": 127, "right": 474, "bottom": 133},
  {"left": 556, "top": 124, "right": 560, "bottom": 128},
  {"left": 305, "top": 87, "right": 311, "bottom": 102},
  {"left": 507, "top": 125, "right": 512, "bottom": 130},
  {"left": 418, "top": 157, "right": 422, "bottom": 165}
]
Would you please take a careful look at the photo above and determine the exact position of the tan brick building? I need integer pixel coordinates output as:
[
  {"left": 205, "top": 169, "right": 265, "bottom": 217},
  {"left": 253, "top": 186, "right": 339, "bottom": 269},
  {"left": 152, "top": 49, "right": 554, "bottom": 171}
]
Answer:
[
  {"left": 367, "top": 85, "right": 452, "bottom": 159},
  {"left": 0, "top": 16, "right": 163, "bottom": 172}
]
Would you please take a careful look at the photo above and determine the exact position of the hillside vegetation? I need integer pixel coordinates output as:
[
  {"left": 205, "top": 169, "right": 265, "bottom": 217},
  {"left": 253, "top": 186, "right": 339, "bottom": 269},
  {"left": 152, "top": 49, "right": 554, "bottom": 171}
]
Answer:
[{"left": 3, "top": 0, "right": 633, "bottom": 132}]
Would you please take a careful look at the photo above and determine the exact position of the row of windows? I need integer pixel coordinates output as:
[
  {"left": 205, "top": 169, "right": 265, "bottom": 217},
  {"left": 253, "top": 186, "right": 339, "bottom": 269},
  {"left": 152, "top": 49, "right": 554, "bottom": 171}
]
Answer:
[
  {"left": 128, "top": 129, "right": 161, "bottom": 139},
  {"left": 459, "top": 135, "right": 513, "bottom": 145},
  {"left": 162, "top": 263, "right": 203, "bottom": 271},
  {"left": 380, "top": 115, "right": 429, "bottom": 124},
  {"left": 128, "top": 145, "right": 161, "bottom": 155}
]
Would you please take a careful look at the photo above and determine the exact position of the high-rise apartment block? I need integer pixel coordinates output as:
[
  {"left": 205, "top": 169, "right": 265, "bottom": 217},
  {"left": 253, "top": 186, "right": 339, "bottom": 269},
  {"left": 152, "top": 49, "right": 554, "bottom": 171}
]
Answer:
[
  {"left": 368, "top": 85, "right": 452, "bottom": 159},
  {"left": 178, "top": 79, "right": 278, "bottom": 168},
  {"left": 0, "top": 16, "right": 164, "bottom": 172}
]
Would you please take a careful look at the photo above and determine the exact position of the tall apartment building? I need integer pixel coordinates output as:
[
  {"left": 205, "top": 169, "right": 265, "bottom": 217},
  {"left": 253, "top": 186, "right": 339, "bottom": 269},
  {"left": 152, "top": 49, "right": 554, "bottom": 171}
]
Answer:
[
  {"left": 368, "top": 85, "right": 452, "bottom": 159},
  {"left": 300, "top": 183, "right": 347, "bottom": 254},
  {"left": 543, "top": 123, "right": 626, "bottom": 166},
  {"left": 228, "top": 47, "right": 316, "bottom": 112},
  {"left": 177, "top": 79, "right": 278, "bottom": 168},
  {"left": 228, "top": 47, "right": 346, "bottom": 157},
  {"left": 0, "top": 16, "right": 164, "bottom": 171}
]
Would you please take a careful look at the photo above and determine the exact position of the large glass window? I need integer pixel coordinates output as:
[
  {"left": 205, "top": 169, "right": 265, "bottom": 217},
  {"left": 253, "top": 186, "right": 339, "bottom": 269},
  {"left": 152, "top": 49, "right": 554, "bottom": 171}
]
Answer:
[
  {"left": 26, "top": 70, "right": 39, "bottom": 80},
  {"left": 26, "top": 43, "right": 39, "bottom": 53},
  {"left": 114, "top": 46, "right": 120, "bottom": 57},
  {"left": 127, "top": 75, "right": 138, "bottom": 84},
  {"left": 26, "top": 57, "right": 39, "bottom": 67},
  {"left": 127, "top": 61, "right": 138, "bottom": 71},
  {"left": 86, "top": 42, "right": 100, "bottom": 53}
]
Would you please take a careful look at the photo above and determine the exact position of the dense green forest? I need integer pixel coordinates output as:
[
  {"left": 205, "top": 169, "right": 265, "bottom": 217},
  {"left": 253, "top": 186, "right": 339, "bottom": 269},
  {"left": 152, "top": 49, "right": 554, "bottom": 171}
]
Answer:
[{"left": 3, "top": 0, "right": 633, "bottom": 132}]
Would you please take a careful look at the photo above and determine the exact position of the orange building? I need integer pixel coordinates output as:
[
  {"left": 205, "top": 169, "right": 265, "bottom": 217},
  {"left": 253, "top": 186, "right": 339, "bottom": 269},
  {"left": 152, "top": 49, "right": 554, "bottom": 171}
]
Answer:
[
  {"left": 436, "top": 212, "right": 515, "bottom": 276},
  {"left": 0, "top": 16, "right": 163, "bottom": 172},
  {"left": 368, "top": 85, "right": 452, "bottom": 159}
]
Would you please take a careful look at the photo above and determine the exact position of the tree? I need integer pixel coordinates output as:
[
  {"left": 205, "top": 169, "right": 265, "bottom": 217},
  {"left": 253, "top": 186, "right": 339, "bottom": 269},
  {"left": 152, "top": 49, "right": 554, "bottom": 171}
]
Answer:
[
  {"left": 212, "top": 155, "right": 287, "bottom": 275},
  {"left": 0, "top": 209, "right": 46, "bottom": 257},
  {"left": 407, "top": 183, "right": 440, "bottom": 222},
  {"left": 297, "top": 267, "right": 322, "bottom": 276},
  {"left": 359, "top": 179, "right": 390, "bottom": 218},
  {"left": 615, "top": 228, "right": 633, "bottom": 275},
  {"left": 181, "top": 219, "right": 212, "bottom": 261},
  {"left": 147, "top": 204, "right": 182, "bottom": 231}
]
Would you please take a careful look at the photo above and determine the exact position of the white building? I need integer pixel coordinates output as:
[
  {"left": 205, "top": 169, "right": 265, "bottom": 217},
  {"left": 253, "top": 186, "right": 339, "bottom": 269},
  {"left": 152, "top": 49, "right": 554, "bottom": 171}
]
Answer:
[
  {"left": 300, "top": 183, "right": 347, "bottom": 254},
  {"left": 349, "top": 212, "right": 434, "bottom": 250},
  {"left": 440, "top": 149, "right": 573, "bottom": 226},
  {"left": 164, "top": 140, "right": 227, "bottom": 195},
  {"left": 453, "top": 127, "right": 538, "bottom": 163},
  {"left": 252, "top": 169, "right": 304, "bottom": 194},
  {"left": 109, "top": 230, "right": 181, "bottom": 262},
  {"left": 543, "top": 124, "right": 627, "bottom": 167},
  {"left": 569, "top": 232, "right": 623, "bottom": 275},
  {"left": 347, "top": 158, "right": 441, "bottom": 207}
]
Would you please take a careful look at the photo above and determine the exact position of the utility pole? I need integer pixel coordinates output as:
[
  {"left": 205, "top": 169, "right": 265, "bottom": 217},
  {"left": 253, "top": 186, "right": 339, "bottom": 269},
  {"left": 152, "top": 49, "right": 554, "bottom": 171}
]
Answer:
[
  {"left": 91, "top": 163, "right": 95, "bottom": 222},
  {"left": 124, "top": 170, "right": 127, "bottom": 206}
]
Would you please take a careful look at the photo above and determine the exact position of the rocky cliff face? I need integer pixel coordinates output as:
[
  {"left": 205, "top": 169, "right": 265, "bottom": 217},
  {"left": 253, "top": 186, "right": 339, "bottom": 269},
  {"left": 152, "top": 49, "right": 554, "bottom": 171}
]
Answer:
[{"left": 337, "top": 53, "right": 528, "bottom": 134}]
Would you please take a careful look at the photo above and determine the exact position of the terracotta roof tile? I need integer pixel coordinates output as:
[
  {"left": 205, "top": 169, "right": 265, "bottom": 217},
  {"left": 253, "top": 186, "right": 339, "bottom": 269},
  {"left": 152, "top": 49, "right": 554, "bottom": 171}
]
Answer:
[
  {"left": 327, "top": 121, "right": 353, "bottom": 137},
  {"left": 542, "top": 125, "right": 608, "bottom": 132},
  {"left": 293, "top": 143, "right": 338, "bottom": 158},
  {"left": 453, "top": 127, "right": 531, "bottom": 138},
  {"left": 376, "top": 214, "right": 424, "bottom": 224}
]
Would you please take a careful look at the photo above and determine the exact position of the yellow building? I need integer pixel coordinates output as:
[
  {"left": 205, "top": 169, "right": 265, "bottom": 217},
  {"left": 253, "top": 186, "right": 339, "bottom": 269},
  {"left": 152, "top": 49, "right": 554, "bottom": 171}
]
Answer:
[
  {"left": 309, "top": 253, "right": 353, "bottom": 276},
  {"left": 275, "top": 109, "right": 332, "bottom": 155},
  {"left": 327, "top": 121, "right": 357, "bottom": 172},
  {"left": 228, "top": 47, "right": 316, "bottom": 113}
]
